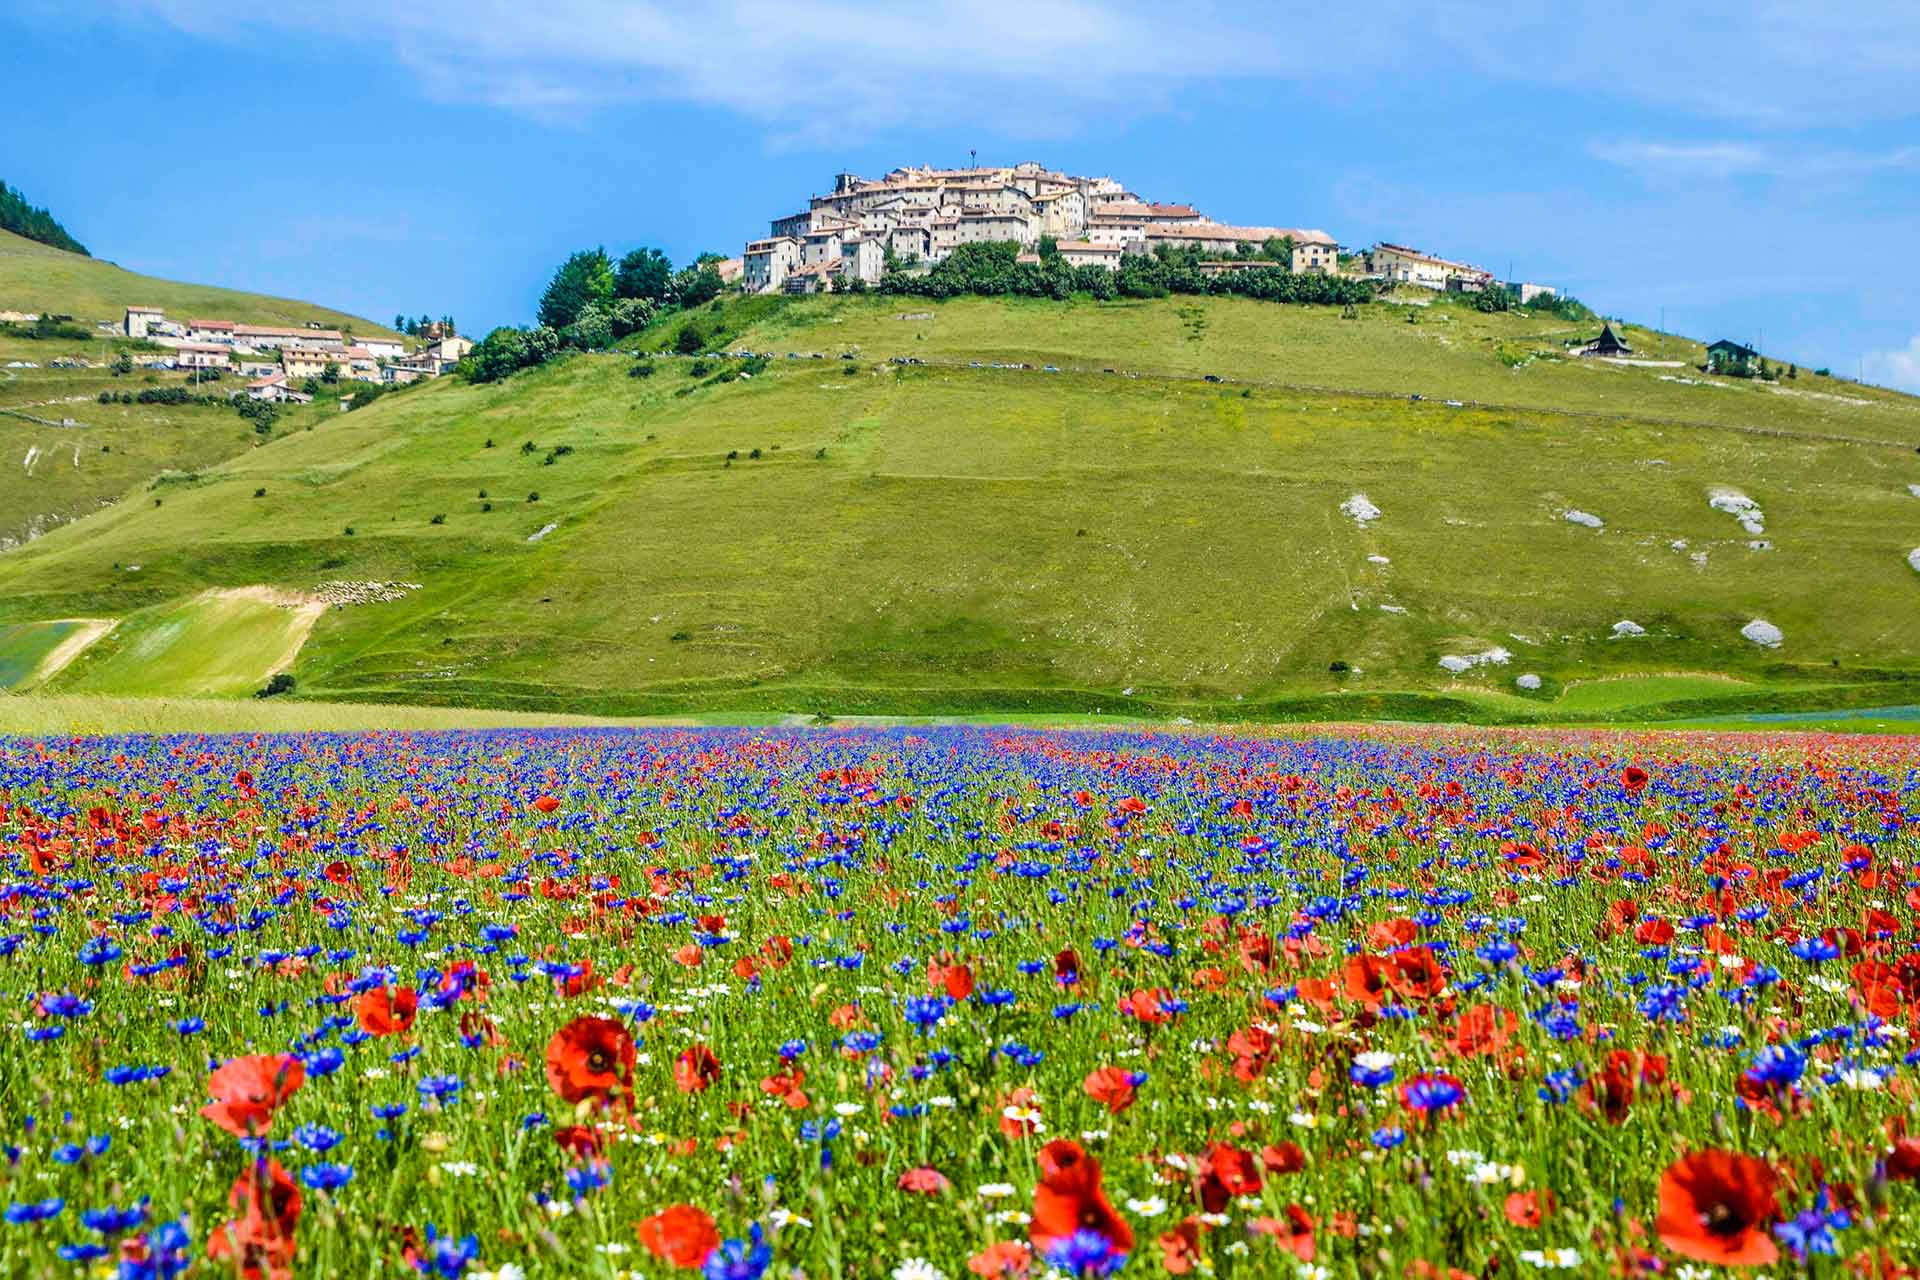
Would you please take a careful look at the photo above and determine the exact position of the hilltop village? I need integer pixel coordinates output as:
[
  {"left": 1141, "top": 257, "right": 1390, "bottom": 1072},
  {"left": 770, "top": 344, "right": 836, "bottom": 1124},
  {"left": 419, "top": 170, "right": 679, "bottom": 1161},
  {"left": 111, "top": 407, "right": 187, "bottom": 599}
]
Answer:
[{"left": 741, "top": 161, "right": 1554, "bottom": 301}]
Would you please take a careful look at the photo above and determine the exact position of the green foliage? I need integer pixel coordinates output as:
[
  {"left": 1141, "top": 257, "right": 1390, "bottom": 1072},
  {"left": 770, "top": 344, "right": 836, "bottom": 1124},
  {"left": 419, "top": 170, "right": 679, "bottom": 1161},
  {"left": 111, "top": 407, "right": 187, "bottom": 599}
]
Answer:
[
  {"left": 672, "top": 262, "right": 725, "bottom": 309},
  {"left": 0, "top": 316, "right": 92, "bottom": 341},
  {"left": 615, "top": 247, "right": 674, "bottom": 304},
  {"left": 675, "top": 323, "right": 707, "bottom": 356},
  {"left": 561, "top": 302, "right": 614, "bottom": 351},
  {"left": 610, "top": 297, "right": 657, "bottom": 338},
  {"left": 878, "top": 242, "right": 1372, "bottom": 307},
  {"left": 1471, "top": 283, "right": 1517, "bottom": 313},
  {"left": 537, "top": 248, "right": 616, "bottom": 330},
  {"left": 0, "top": 179, "right": 87, "bottom": 255},
  {"left": 254, "top": 672, "right": 296, "bottom": 698},
  {"left": 465, "top": 325, "right": 560, "bottom": 383}
]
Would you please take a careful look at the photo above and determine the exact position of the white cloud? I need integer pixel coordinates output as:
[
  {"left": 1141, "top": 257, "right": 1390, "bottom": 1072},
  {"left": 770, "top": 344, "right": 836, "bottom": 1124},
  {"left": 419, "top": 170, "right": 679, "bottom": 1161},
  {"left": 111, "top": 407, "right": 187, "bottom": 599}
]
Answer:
[
  {"left": 1592, "top": 139, "right": 1920, "bottom": 181},
  {"left": 116, "top": 0, "right": 1920, "bottom": 136},
  {"left": 1863, "top": 335, "right": 1920, "bottom": 394}
]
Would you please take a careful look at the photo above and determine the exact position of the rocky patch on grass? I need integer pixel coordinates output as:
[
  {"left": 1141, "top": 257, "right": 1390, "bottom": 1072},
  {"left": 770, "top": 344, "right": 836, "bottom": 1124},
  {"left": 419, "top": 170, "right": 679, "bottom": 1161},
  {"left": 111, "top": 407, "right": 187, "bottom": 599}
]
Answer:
[
  {"left": 314, "top": 580, "right": 422, "bottom": 607},
  {"left": 1611, "top": 620, "right": 1646, "bottom": 638},
  {"left": 1709, "top": 487, "right": 1765, "bottom": 536},
  {"left": 1438, "top": 646, "right": 1511, "bottom": 673},
  {"left": 1341, "top": 494, "right": 1381, "bottom": 526},
  {"left": 1740, "top": 619, "right": 1784, "bottom": 648},
  {"left": 1564, "top": 510, "right": 1604, "bottom": 529}
]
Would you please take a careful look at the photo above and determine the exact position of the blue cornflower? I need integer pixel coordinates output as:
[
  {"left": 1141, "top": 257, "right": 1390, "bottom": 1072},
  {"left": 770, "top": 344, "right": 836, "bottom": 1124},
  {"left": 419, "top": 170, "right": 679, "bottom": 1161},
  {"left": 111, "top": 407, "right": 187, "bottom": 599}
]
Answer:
[
  {"left": 1043, "top": 1227, "right": 1127, "bottom": 1277},
  {"left": 410, "top": 1224, "right": 479, "bottom": 1278},
  {"left": 5, "top": 1196, "right": 63, "bottom": 1224},
  {"left": 300, "top": 1163, "right": 354, "bottom": 1191},
  {"left": 702, "top": 1223, "right": 773, "bottom": 1280}
]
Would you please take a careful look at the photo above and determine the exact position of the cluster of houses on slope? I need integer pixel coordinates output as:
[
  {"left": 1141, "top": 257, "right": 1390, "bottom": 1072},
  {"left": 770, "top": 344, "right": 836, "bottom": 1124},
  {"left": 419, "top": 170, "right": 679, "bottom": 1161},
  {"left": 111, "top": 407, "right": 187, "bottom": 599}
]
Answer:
[
  {"left": 122, "top": 306, "right": 471, "bottom": 403},
  {"left": 740, "top": 161, "right": 1556, "bottom": 301},
  {"left": 742, "top": 162, "right": 1340, "bottom": 294}
]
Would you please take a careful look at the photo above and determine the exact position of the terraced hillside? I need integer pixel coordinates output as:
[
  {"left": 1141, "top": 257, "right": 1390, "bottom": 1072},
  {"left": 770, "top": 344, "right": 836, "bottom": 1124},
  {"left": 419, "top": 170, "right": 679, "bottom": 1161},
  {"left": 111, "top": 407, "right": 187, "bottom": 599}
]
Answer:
[
  {"left": 1, "top": 292, "right": 1916, "bottom": 721},
  {"left": 0, "top": 228, "right": 401, "bottom": 548}
]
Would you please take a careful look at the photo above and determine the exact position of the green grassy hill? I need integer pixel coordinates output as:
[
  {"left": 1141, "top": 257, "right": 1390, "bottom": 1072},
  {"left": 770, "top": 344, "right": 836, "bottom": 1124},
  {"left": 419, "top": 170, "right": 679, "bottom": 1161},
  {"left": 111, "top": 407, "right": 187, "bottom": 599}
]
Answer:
[
  {"left": 1, "top": 292, "right": 1917, "bottom": 722},
  {"left": 0, "top": 228, "right": 401, "bottom": 549},
  {"left": 0, "top": 229, "right": 399, "bottom": 334}
]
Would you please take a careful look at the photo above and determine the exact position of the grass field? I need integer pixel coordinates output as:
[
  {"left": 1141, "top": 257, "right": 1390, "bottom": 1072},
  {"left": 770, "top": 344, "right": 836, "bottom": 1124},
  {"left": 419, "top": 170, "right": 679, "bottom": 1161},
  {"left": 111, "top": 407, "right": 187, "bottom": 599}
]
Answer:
[
  {"left": 0, "top": 692, "right": 654, "bottom": 734},
  {"left": 48, "top": 588, "right": 326, "bottom": 697},
  {"left": 0, "top": 291, "right": 1913, "bottom": 723}
]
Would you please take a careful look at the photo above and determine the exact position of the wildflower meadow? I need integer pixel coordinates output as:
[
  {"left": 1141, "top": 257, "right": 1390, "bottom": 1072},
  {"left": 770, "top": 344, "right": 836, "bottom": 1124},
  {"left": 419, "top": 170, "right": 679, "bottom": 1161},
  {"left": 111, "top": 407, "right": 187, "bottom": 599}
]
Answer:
[{"left": 1, "top": 725, "right": 1917, "bottom": 1280}]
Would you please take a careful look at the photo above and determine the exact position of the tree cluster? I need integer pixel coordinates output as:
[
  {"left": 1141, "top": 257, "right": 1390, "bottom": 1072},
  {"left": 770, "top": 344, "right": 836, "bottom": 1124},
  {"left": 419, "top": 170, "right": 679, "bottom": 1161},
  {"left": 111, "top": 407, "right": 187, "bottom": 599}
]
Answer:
[
  {"left": 461, "top": 244, "right": 726, "bottom": 384},
  {"left": 0, "top": 180, "right": 88, "bottom": 255},
  {"left": 877, "top": 242, "right": 1377, "bottom": 306},
  {"left": 393, "top": 313, "right": 457, "bottom": 337}
]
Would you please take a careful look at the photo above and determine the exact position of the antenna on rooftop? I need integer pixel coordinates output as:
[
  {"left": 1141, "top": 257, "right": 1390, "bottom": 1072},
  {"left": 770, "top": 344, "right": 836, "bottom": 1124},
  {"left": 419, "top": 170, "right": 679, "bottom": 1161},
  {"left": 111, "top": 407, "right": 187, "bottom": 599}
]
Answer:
[{"left": 970, "top": 149, "right": 977, "bottom": 169}]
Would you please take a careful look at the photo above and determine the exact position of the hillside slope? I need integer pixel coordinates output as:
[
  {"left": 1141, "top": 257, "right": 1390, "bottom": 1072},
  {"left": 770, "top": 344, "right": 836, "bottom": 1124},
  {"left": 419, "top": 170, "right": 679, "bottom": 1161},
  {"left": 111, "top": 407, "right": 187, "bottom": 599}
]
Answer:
[
  {"left": 0, "top": 229, "right": 399, "bottom": 334},
  {"left": 0, "top": 228, "right": 401, "bottom": 548},
  {"left": 1, "top": 293, "right": 1917, "bottom": 721}
]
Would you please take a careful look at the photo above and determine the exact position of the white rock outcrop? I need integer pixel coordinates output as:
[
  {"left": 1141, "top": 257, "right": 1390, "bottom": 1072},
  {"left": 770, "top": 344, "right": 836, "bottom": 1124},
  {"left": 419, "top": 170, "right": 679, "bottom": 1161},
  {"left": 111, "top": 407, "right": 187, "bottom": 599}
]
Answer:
[{"left": 1341, "top": 494, "right": 1382, "bottom": 526}]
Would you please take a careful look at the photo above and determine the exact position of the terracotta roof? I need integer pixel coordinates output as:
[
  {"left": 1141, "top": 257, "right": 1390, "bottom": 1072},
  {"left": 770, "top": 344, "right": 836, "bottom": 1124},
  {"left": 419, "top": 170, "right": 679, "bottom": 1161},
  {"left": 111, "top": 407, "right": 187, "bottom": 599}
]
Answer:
[{"left": 188, "top": 319, "right": 236, "bottom": 330}]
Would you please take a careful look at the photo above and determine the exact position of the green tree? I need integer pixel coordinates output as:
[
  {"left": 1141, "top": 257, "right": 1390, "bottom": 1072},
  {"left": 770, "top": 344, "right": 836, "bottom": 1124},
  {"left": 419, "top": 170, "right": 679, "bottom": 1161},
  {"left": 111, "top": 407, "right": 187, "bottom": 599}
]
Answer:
[
  {"left": 538, "top": 249, "right": 615, "bottom": 330},
  {"left": 321, "top": 361, "right": 341, "bottom": 384},
  {"left": 671, "top": 262, "right": 725, "bottom": 308},
  {"left": 615, "top": 247, "right": 674, "bottom": 303},
  {"left": 1038, "top": 235, "right": 1060, "bottom": 260}
]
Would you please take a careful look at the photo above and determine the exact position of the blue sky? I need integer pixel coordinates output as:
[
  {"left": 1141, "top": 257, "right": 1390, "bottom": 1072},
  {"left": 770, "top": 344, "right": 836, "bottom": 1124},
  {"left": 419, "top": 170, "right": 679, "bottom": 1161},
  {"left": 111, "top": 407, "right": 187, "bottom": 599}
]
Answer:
[{"left": 6, "top": 1, "right": 1919, "bottom": 389}]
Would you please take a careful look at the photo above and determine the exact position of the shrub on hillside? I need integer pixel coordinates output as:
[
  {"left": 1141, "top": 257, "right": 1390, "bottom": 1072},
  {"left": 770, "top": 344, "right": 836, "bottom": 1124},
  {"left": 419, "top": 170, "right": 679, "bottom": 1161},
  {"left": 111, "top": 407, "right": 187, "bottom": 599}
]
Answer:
[{"left": 463, "top": 325, "right": 560, "bottom": 383}]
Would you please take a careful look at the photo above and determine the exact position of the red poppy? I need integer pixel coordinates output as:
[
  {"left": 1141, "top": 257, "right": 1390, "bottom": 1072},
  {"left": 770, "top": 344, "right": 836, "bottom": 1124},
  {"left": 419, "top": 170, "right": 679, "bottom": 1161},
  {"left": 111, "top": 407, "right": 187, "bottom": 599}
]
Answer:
[
  {"left": 1382, "top": 946, "right": 1448, "bottom": 1001},
  {"left": 674, "top": 1044, "right": 722, "bottom": 1093},
  {"left": 532, "top": 794, "right": 561, "bottom": 813},
  {"left": 1654, "top": 1150, "right": 1780, "bottom": 1266},
  {"left": 635, "top": 1204, "right": 720, "bottom": 1270},
  {"left": 356, "top": 986, "right": 418, "bottom": 1037},
  {"left": 1504, "top": 1189, "right": 1555, "bottom": 1227},
  {"left": 201, "top": 1055, "right": 306, "bottom": 1136},
  {"left": 1197, "top": 1142, "right": 1262, "bottom": 1213},
  {"left": 553, "top": 1125, "right": 603, "bottom": 1160},
  {"left": 1622, "top": 765, "right": 1649, "bottom": 793},
  {"left": 1250, "top": 1205, "right": 1315, "bottom": 1262},
  {"left": 1158, "top": 1217, "right": 1204, "bottom": 1274},
  {"left": 1449, "top": 1004, "right": 1516, "bottom": 1058},
  {"left": 209, "top": 1157, "right": 302, "bottom": 1279},
  {"left": 968, "top": 1240, "right": 1032, "bottom": 1277},
  {"left": 1341, "top": 954, "right": 1391, "bottom": 1006},
  {"left": 544, "top": 1016, "right": 636, "bottom": 1106},
  {"left": 1083, "top": 1066, "right": 1141, "bottom": 1114},
  {"left": 760, "top": 1067, "right": 809, "bottom": 1109},
  {"left": 898, "top": 1166, "right": 951, "bottom": 1194},
  {"left": 1120, "top": 987, "right": 1175, "bottom": 1024},
  {"left": 1262, "top": 1142, "right": 1306, "bottom": 1174},
  {"left": 1031, "top": 1139, "right": 1133, "bottom": 1261},
  {"left": 929, "top": 957, "right": 975, "bottom": 1000}
]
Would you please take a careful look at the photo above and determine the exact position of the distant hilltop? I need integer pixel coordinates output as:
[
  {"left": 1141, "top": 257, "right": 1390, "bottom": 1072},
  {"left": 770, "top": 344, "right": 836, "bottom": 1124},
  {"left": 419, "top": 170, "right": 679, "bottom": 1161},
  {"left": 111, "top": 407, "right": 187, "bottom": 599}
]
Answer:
[{"left": 741, "top": 160, "right": 1551, "bottom": 301}]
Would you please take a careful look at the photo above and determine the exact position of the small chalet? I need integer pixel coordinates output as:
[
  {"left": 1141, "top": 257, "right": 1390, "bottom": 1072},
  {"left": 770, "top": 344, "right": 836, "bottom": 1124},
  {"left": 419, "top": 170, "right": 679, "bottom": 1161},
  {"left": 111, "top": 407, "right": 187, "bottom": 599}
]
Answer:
[
  {"left": 1705, "top": 339, "right": 1763, "bottom": 376},
  {"left": 1577, "top": 322, "right": 1633, "bottom": 357}
]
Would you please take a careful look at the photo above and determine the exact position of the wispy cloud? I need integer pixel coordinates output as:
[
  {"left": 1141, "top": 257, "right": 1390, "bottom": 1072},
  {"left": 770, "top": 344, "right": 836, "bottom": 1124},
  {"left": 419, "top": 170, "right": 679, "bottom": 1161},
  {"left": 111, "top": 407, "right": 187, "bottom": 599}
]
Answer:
[
  {"left": 115, "top": 0, "right": 1920, "bottom": 137},
  {"left": 1592, "top": 139, "right": 1920, "bottom": 181},
  {"left": 1864, "top": 335, "right": 1920, "bottom": 394}
]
